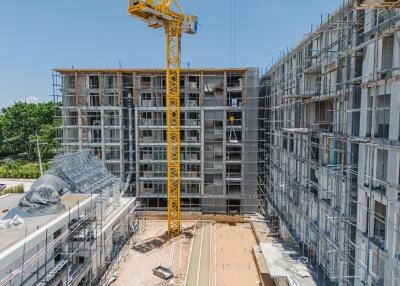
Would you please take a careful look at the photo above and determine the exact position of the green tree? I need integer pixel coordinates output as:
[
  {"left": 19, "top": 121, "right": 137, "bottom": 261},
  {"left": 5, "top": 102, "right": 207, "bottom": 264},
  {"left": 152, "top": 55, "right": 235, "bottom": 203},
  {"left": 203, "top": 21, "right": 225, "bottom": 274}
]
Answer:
[{"left": 0, "top": 102, "right": 60, "bottom": 161}]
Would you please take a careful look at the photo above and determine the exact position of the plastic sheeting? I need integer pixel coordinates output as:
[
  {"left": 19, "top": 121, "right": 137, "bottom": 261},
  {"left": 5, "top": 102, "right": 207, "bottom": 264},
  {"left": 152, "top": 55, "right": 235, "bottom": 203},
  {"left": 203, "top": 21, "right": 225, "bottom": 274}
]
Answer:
[
  {"left": 0, "top": 215, "right": 24, "bottom": 230},
  {"left": 16, "top": 150, "right": 124, "bottom": 216},
  {"left": 19, "top": 174, "right": 66, "bottom": 208}
]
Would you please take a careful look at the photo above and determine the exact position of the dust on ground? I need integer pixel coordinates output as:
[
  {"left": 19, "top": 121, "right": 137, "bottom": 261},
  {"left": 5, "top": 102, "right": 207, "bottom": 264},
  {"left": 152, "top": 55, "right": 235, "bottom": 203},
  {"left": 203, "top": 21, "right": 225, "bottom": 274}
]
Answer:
[
  {"left": 112, "top": 220, "right": 195, "bottom": 286},
  {"left": 215, "top": 223, "right": 260, "bottom": 286}
]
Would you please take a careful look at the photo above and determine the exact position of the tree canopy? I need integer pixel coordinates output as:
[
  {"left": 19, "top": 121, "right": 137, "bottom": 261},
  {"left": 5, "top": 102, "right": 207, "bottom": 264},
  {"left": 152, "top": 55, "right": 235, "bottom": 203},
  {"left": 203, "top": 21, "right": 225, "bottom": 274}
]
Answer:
[{"left": 0, "top": 102, "right": 61, "bottom": 162}]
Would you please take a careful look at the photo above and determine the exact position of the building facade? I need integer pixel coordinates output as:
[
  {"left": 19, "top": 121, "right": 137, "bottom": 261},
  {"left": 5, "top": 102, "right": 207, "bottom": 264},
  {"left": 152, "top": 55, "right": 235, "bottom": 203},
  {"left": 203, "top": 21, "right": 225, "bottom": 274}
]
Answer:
[
  {"left": 0, "top": 193, "right": 137, "bottom": 286},
  {"left": 262, "top": 2, "right": 400, "bottom": 285},
  {"left": 55, "top": 68, "right": 259, "bottom": 214}
]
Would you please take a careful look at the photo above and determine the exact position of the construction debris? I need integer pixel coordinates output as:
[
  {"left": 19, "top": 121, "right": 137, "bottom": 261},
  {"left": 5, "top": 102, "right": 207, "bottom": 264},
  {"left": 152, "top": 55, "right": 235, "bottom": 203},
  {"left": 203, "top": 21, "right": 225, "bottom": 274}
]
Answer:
[
  {"left": 0, "top": 215, "right": 24, "bottom": 230},
  {"left": 152, "top": 266, "right": 174, "bottom": 280}
]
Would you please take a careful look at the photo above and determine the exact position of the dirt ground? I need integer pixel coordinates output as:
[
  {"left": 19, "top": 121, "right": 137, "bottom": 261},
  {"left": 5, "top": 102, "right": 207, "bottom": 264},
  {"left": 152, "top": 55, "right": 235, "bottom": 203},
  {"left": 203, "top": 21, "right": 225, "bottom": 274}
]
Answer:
[
  {"left": 112, "top": 220, "right": 262, "bottom": 286},
  {"left": 113, "top": 220, "right": 195, "bottom": 286},
  {"left": 215, "top": 223, "right": 260, "bottom": 286}
]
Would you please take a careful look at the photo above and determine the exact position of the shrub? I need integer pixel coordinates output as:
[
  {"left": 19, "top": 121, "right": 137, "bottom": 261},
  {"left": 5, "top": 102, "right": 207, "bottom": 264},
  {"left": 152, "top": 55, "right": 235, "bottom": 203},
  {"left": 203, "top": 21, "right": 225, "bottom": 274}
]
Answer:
[{"left": 0, "top": 162, "right": 41, "bottom": 179}]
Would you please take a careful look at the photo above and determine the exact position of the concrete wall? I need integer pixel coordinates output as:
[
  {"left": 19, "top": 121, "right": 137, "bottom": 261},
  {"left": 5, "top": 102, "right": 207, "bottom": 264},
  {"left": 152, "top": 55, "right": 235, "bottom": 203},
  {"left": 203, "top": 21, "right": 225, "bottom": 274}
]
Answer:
[
  {"left": 243, "top": 68, "right": 259, "bottom": 213},
  {"left": 0, "top": 195, "right": 95, "bottom": 286}
]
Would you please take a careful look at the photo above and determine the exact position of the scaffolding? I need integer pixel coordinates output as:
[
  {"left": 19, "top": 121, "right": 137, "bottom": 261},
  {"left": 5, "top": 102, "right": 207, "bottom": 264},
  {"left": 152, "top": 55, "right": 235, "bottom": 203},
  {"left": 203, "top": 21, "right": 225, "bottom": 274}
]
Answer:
[
  {"left": 260, "top": 1, "right": 400, "bottom": 285},
  {"left": 47, "top": 2, "right": 400, "bottom": 284},
  {"left": 0, "top": 152, "right": 141, "bottom": 286},
  {"left": 48, "top": 150, "right": 124, "bottom": 195},
  {"left": 52, "top": 68, "right": 267, "bottom": 215}
]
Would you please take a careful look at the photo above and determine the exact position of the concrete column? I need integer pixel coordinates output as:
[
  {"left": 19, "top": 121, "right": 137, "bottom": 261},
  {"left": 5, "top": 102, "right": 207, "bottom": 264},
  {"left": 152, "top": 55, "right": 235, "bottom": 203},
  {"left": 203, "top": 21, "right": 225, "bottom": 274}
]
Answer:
[
  {"left": 223, "top": 71, "right": 227, "bottom": 106},
  {"left": 119, "top": 108, "right": 124, "bottom": 180},
  {"left": 100, "top": 108, "right": 106, "bottom": 167},
  {"left": 222, "top": 109, "right": 227, "bottom": 196},
  {"left": 128, "top": 96, "right": 134, "bottom": 180},
  {"left": 78, "top": 108, "right": 83, "bottom": 151},
  {"left": 389, "top": 80, "right": 400, "bottom": 140},
  {"left": 200, "top": 109, "right": 205, "bottom": 196},
  {"left": 135, "top": 107, "right": 140, "bottom": 197},
  {"left": 241, "top": 108, "right": 246, "bottom": 201}
]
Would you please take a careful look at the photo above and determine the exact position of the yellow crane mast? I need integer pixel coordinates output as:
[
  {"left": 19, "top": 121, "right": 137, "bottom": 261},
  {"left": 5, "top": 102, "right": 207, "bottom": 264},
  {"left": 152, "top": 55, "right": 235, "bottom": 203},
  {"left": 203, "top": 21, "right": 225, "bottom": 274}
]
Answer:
[{"left": 128, "top": 0, "right": 198, "bottom": 237}]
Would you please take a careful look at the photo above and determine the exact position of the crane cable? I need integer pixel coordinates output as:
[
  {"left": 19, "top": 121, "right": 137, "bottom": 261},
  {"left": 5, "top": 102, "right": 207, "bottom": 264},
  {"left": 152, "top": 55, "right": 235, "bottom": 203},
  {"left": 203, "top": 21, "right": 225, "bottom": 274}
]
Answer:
[
  {"left": 229, "top": 0, "right": 237, "bottom": 67},
  {"left": 233, "top": 0, "right": 237, "bottom": 67},
  {"left": 229, "top": 0, "right": 232, "bottom": 67}
]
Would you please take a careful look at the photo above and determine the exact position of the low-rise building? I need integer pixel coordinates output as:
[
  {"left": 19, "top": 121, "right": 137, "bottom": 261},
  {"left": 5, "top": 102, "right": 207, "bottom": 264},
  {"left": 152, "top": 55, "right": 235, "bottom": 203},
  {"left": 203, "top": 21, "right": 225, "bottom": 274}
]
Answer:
[{"left": 0, "top": 192, "right": 136, "bottom": 286}]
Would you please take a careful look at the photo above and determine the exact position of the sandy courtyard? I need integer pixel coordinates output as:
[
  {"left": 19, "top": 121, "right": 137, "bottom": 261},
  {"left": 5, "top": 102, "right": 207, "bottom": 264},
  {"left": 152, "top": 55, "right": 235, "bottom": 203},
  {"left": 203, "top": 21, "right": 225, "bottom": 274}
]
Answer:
[
  {"left": 215, "top": 223, "right": 260, "bottom": 286},
  {"left": 112, "top": 220, "right": 261, "bottom": 286},
  {"left": 113, "top": 220, "right": 195, "bottom": 286}
]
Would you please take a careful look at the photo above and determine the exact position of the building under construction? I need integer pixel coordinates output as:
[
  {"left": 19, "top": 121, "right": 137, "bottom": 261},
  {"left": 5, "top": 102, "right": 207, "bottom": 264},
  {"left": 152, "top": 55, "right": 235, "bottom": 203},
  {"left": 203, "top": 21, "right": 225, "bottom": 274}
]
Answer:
[
  {"left": 260, "top": 1, "right": 400, "bottom": 285},
  {"left": 0, "top": 151, "right": 140, "bottom": 286},
  {"left": 37, "top": 0, "right": 400, "bottom": 285},
  {"left": 53, "top": 68, "right": 260, "bottom": 214}
]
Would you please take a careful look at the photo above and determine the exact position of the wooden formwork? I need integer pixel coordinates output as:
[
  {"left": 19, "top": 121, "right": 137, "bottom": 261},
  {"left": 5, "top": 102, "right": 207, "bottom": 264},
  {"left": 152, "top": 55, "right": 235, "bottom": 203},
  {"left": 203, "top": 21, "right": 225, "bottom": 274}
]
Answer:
[
  {"left": 142, "top": 211, "right": 251, "bottom": 223},
  {"left": 355, "top": 0, "right": 400, "bottom": 9}
]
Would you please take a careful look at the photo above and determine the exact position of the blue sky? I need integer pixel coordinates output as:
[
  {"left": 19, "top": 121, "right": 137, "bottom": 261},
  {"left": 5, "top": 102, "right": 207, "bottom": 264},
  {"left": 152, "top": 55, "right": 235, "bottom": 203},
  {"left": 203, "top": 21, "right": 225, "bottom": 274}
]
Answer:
[{"left": 0, "top": 0, "right": 342, "bottom": 108}]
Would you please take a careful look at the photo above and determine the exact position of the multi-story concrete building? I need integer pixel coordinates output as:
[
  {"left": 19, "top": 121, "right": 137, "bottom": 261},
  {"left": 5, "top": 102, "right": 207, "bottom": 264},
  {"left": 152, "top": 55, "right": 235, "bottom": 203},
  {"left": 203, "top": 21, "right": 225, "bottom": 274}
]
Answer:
[
  {"left": 54, "top": 68, "right": 259, "bottom": 214},
  {"left": 53, "top": 69, "right": 133, "bottom": 180},
  {"left": 0, "top": 151, "right": 138, "bottom": 286},
  {"left": 261, "top": 2, "right": 400, "bottom": 285}
]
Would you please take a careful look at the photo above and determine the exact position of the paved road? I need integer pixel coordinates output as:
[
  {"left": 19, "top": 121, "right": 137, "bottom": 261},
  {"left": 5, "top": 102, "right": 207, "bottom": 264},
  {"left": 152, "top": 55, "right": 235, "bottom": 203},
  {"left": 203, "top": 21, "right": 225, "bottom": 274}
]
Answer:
[{"left": 186, "top": 221, "right": 212, "bottom": 286}]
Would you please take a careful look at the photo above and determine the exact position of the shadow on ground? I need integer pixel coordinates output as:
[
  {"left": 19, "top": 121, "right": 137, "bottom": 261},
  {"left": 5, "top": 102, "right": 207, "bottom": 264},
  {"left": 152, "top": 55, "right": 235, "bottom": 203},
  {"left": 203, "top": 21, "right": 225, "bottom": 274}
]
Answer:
[
  {"left": 132, "top": 225, "right": 195, "bottom": 253},
  {"left": 132, "top": 232, "right": 169, "bottom": 253}
]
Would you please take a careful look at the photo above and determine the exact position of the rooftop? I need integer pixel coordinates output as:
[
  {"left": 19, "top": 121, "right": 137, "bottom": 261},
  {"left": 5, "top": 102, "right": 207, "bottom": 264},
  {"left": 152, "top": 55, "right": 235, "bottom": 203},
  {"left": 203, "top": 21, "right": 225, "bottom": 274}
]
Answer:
[
  {"left": 0, "top": 193, "right": 92, "bottom": 254},
  {"left": 54, "top": 67, "right": 250, "bottom": 74}
]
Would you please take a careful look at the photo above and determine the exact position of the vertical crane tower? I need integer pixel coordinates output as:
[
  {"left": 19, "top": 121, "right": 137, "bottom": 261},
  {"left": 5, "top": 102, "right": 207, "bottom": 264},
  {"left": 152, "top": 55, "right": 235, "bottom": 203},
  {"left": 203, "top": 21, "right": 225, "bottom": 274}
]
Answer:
[{"left": 128, "top": 0, "right": 198, "bottom": 237}]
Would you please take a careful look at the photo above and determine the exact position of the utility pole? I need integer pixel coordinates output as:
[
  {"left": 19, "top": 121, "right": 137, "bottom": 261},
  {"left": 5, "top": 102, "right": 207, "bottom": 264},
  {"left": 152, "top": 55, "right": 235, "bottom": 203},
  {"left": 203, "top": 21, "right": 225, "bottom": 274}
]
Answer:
[{"left": 36, "top": 132, "right": 43, "bottom": 176}]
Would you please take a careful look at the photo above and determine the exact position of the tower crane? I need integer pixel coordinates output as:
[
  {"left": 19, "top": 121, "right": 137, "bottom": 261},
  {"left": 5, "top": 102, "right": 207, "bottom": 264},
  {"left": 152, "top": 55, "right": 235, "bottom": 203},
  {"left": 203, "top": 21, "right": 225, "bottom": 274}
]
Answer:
[{"left": 128, "top": 0, "right": 198, "bottom": 237}]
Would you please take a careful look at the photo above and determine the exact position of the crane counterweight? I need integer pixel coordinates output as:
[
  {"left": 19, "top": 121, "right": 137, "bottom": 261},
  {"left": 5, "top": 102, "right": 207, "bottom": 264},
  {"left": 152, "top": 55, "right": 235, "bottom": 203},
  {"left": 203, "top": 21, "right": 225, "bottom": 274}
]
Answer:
[{"left": 183, "top": 15, "right": 198, "bottom": 34}]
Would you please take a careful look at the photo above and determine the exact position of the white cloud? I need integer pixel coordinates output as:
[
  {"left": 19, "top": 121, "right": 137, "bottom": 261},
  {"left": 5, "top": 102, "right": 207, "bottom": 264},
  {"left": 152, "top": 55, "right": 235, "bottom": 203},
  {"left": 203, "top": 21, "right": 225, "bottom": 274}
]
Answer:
[{"left": 25, "top": 96, "right": 39, "bottom": 104}]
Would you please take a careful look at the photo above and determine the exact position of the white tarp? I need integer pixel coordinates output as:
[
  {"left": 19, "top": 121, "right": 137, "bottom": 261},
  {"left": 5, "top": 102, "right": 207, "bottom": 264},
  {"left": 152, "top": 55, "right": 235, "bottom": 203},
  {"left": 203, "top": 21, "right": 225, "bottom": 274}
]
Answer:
[{"left": 0, "top": 215, "right": 24, "bottom": 230}]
